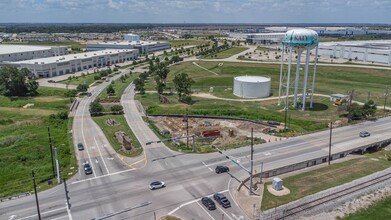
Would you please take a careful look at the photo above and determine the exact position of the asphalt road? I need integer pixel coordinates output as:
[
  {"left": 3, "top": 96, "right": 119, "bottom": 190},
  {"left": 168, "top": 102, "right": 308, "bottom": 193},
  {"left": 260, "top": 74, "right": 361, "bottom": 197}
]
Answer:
[{"left": 2, "top": 67, "right": 391, "bottom": 219}]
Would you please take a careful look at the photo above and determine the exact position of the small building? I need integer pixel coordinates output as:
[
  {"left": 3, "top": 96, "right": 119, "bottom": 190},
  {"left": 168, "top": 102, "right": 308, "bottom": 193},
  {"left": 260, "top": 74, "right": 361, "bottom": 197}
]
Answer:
[
  {"left": 246, "top": 33, "right": 285, "bottom": 44},
  {"left": 330, "top": 94, "right": 350, "bottom": 102},
  {"left": 123, "top": 34, "right": 140, "bottom": 41},
  {"left": 272, "top": 177, "right": 283, "bottom": 191}
]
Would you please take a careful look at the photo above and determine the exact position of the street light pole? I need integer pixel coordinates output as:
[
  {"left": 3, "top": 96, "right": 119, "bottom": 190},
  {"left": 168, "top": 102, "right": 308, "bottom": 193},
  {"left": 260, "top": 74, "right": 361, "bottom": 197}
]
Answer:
[
  {"left": 47, "top": 127, "right": 55, "bottom": 178},
  {"left": 250, "top": 128, "right": 254, "bottom": 195},
  {"left": 384, "top": 85, "right": 389, "bottom": 111},
  {"left": 32, "top": 170, "right": 41, "bottom": 220},
  {"left": 186, "top": 108, "right": 189, "bottom": 149},
  {"left": 328, "top": 121, "right": 333, "bottom": 165}
]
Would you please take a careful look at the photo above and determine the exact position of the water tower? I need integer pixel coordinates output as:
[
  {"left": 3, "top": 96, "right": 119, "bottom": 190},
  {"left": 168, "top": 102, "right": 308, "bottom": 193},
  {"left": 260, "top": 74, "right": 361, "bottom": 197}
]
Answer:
[{"left": 277, "top": 29, "right": 319, "bottom": 110}]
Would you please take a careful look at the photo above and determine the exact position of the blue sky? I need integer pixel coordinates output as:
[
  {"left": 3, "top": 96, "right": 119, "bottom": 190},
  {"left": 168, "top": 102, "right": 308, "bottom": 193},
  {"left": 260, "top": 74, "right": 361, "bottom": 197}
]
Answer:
[{"left": 0, "top": 0, "right": 389, "bottom": 23}]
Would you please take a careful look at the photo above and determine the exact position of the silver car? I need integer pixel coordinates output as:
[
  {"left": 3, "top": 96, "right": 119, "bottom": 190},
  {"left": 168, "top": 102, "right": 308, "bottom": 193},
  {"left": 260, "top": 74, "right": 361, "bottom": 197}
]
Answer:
[{"left": 149, "top": 181, "right": 165, "bottom": 190}]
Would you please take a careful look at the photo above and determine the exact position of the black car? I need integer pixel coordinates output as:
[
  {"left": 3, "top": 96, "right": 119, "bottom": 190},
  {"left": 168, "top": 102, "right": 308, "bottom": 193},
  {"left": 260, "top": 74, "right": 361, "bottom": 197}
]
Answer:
[
  {"left": 213, "top": 193, "right": 231, "bottom": 208},
  {"left": 215, "top": 165, "right": 229, "bottom": 174},
  {"left": 84, "top": 163, "right": 93, "bottom": 175},
  {"left": 47, "top": 80, "right": 55, "bottom": 83},
  {"left": 77, "top": 143, "right": 84, "bottom": 151},
  {"left": 359, "top": 131, "right": 370, "bottom": 137},
  {"left": 201, "top": 197, "right": 216, "bottom": 210}
]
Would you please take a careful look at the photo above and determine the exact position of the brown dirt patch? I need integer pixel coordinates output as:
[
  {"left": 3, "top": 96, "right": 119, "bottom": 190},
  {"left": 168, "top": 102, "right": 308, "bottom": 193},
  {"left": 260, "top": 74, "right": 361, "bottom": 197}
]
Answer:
[{"left": 33, "top": 96, "right": 67, "bottom": 102}]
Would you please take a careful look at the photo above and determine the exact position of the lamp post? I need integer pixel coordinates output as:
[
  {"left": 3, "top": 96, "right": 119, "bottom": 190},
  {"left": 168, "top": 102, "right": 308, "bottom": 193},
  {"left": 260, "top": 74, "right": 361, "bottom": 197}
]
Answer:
[
  {"left": 328, "top": 121, "right": 333, "bottom": 165},
  {"left": 384, "top": 85, "right": 389, "bottom": 111}
]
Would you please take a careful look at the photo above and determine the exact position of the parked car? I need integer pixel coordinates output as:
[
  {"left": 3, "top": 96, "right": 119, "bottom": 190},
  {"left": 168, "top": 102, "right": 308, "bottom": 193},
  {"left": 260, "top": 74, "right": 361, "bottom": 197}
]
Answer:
[
  {"left": 149, "top": 181, "right": 165, "bottom": 190},
  {"left": 77, "top": 143, "right": 84, "bottom": 151},
  {"left": 215, "top": 165, "right": 229, "bottom": 174},
  {"left": 86, "top": 92, "right": 92, "bottom": 97},
  {"left": 47, "top": 80, "right": 55, "bottom": 83},
  {"left": 359, "top": 131, "right": 370, "bottom": 137},
  {"left": 201, "top": 197, "right": 216, "bottom": 210},
  {"left": 213, "top": 193, "right": 231, "bottom": 208},
  {"left": 84, "top": 163, "right": 93, "bottom": 175}
]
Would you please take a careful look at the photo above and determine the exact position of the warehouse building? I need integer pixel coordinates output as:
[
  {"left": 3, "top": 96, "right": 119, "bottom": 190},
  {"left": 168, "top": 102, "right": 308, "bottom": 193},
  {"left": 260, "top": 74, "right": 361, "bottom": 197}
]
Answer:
[
  {"left": 0, "top": 45, "right": 68, "bottom": 63},
  {"left": 246, "top": 33, "right": 285, "bottom": 44},
  {"left": 86, "top": 41, "right": 170, "bottom": 54},
  {"left": 8, "top": 49, "right": 138, "bottom": 78}
]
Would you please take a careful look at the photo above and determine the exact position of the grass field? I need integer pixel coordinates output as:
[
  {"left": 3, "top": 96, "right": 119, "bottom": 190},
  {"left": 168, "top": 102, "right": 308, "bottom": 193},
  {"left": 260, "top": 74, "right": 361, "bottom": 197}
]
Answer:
[
  {"left": 168, "top": 39, "right": 208, "bottom": 47},
  {"left": 0, "top": 87, "right": 75, "bottom": 197},
  {"left": 59, "top": 72, "right": 98, "bottom": 86},
  {"left": 261, "top": 150, "right": 391, "bottom": 210},
  {"left": 92, "top": 115, "right": 142, "bottom": 157},
  {"left": 98, "top": 73, "right": 139, "bottom": 99},
  {"left": 204, "top": 47, "right": 248, "bottom": 59},
  {"left": 343, "top": 196, "right": 391, "bottom": 220}
]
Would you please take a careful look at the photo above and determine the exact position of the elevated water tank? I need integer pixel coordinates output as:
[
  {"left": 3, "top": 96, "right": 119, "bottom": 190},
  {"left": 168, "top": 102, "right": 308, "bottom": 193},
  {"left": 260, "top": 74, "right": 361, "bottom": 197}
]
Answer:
[{"left": 233, "top": 76, "right": 271, "bottom": 98}]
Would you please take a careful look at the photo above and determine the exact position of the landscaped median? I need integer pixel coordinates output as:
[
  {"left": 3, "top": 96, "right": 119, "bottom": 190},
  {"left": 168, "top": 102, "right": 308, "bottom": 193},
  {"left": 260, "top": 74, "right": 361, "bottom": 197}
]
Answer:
[
  {"left": 89, "top": 70, "right": 143, "bottom": 158},
  {"left": 261, "top": 150, "right": 391, "bottom": 211}
]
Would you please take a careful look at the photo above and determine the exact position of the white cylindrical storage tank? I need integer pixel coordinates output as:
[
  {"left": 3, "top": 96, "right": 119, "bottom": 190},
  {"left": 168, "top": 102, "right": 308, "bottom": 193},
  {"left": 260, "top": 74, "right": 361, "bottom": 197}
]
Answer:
[{"left": 233, "top": 76, "right": 271, "bottom": 98}]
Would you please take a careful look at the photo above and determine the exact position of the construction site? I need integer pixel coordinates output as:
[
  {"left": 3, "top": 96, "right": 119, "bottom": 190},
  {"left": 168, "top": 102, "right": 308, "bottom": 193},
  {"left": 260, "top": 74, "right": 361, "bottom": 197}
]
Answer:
[{"left": 149, "top": 116, "right": 286, "bottom": 150}]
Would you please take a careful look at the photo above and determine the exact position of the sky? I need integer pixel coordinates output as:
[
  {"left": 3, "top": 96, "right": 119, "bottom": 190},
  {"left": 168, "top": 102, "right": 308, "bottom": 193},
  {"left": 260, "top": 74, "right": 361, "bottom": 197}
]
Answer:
[{"left": 0, "top": 0, "right": 390, "bottom": 24}]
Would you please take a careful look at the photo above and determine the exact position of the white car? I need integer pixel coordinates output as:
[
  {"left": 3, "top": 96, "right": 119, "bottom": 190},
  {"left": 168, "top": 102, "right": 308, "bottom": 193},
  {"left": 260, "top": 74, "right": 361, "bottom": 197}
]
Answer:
[{"left": 149, "top": 181, "right": 165, "bottom": 190}]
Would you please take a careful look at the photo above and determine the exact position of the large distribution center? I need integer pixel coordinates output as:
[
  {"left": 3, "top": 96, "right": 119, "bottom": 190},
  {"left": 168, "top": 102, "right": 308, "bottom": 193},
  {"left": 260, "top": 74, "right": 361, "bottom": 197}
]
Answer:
[
  {"left": 0, "top": 45, "right": 68, "bottom": 63},
  {"left": 8, "top": 49, "right": 138, "bottom": 78},
  {"left": 86, "top": 41, "right": 170, "bottom": 54},
  {"left": 233, "top": 76, "right": 271, "bottom": 98}
]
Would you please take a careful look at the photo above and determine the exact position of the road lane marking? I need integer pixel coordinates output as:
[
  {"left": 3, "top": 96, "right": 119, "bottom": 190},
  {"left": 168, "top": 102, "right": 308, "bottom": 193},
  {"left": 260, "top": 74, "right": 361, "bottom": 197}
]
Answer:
[
  {"left": 227, "top": 178, "right": 241, "bottom": 214},
  {"left": 80, "top": 98, "right": 97, "bottom": 177},
  {"left": 94, "top": 137, "right": 110, "bottom": 174},
  {"left": 216, "top": 206, "right": 233, "bottom": 220},
  {"left": 196, "top": 202, "right": 215, "bottom": 220},
  {"left": 14, "top": 207, "right": 66, "bottom": 220},
  {"left": 168, "top": 189, "right": 229, "bottom": 215},
  {"left": 71, "top": 168, "right": 135, "bottom": 184}
]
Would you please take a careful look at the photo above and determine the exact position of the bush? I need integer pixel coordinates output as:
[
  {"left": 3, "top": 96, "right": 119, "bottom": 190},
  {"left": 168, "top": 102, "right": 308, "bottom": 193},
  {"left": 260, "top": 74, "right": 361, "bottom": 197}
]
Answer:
[
  {"left": 50, "top": 111, "right": 68, "bottom": 120},
  {"left": 111, "top": 105, "right": 123, "bottom": 114},
  {"left": 64, "top": 90, "right": 78, "bottom": 97},
  {"left": 94, "top": 75, "right": 101, "bottom": 80}
]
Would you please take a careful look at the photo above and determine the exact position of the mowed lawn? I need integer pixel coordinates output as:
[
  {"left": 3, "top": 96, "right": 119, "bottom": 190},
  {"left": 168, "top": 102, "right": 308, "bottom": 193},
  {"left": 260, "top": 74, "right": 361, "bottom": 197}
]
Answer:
[
  {"left": 261, "top": 150, "right": 391, "bottom": 210},
  {"left": 59, "top": 72, "right": 99, "bottom": 86},
  {"left": 0, "top": 87, "right": 75, "bottom": 197},
  {"left": 168, "top": 39, "right": 208, "bottom": 47},
  {"left": 204, "top": 47, "right": 248, "bottom": 59}
]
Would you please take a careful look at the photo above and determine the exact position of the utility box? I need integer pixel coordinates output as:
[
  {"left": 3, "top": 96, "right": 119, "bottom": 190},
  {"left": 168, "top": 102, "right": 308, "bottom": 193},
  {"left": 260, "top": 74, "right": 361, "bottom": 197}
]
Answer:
[{"left": 272, "top": 177, "right": 283, "bottom": 191}]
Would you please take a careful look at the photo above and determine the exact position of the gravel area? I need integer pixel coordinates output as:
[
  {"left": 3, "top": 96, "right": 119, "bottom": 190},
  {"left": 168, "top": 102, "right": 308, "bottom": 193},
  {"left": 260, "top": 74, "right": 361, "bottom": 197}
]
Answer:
[{"left": 258, "top": 167, "right": 391, "bottom": 220}]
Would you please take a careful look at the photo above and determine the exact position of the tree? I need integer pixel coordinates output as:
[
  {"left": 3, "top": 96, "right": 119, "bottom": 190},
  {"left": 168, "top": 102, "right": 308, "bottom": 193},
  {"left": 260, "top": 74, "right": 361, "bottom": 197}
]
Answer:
[
  {"left": 173, "top": 72, "right": 194, "bottom": 101},
  {"left": 106, "top": 84, "right": 115, "bottom": 96},
  {"left": 155, "top": 76, "right": 165, "bottom": 94},
  {"left": 89, "top": 101, "right": 104, "bottom": 116},
  {"left": 362, "top": 100, "right": 377, "bottom": 117},
  {"left": 0, "top": 65, "right": 39, "bottom": 96},
  {"left": 76, "top": 84, "right": 89, "bottom": 92},
  {"left": 120, "top": 75, "right": 126, "bottom": 83},
  {"left": 155, "top": 62, "right": 170, "bottom": 85}
]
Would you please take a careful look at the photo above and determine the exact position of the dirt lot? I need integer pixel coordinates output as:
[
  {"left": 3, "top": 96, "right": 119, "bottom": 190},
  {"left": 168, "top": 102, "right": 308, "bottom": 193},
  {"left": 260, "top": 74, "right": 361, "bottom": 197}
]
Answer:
[{"left": 149, "top": 116, "right": 282, "bottom": 147}]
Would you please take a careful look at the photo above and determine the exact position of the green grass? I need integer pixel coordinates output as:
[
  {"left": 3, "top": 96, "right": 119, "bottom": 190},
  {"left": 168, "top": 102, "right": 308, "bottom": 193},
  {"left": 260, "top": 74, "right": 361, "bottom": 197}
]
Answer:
[
  {"left": 0, "top": 87, "right": 75, "bottom": 198},
  {"left": 59, "top": 72, "right": 98, "bottom": 86},
  {"left": 204, "top": 47, "right": 248, "bottom": 59},
  {"left": 261, "top": 150, "right": 391, "bottom": 210},
  {"left": 98, "top": 73, "right": 139, "bottom": 99},
  {"left": 92, "top": 115, "right": 142, "bottom": 157},
  {"left": 343, "top": 196, "right": 391, "bottom": 220}
]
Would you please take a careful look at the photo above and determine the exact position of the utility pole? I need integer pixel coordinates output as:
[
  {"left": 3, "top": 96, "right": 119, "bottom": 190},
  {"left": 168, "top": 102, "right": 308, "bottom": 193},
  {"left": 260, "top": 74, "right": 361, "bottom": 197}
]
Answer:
[
  {"left": 384, "top": 85, "right": 389, "bottom": 111},
  {"left": 284, "top": 107, "right": 287, "bottom": 130},
  {"left": 185, "top": 108, "right": 189, "bottom": 149},
  {"left": 54, "top": 148, "right": 61, "bottom": 184},
  {"left": 63, "top": 178, "right": 71, "bottom": 209},
  {"left": 47, "top": 127, "right": 55, "bottom": 178},
  {"left": 32, "top": 170, "right": 41, "bottom": 220},
  {"left": 250, "top": 128, "right": 254, "bottom": 195},
  {"left": 328, "top": 122, "right": 333, "bottom": 165}
]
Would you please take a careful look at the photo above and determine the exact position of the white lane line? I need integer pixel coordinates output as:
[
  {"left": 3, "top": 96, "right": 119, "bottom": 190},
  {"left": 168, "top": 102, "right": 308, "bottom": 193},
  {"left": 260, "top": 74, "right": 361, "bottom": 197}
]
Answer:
[
  {"left": 80, "top": 98, "right": 97, "bottom": 177},
  {"left": 50, "top": 215, "right": 69, "bottom": 220},
  {"left": 168, "top": 190, "right": 229, "bottom": 215},
  {"left": 71, "top": 168, "right": 135, "bottom": 184},
  {"left": 227, "top": 178, "right": 241, "bottom": 213},
  {"left": 66, "top": 201, "right": 73, "bottom": 220},
  {"left": 196, "top": 202, "right": 215, "bottom": 220},
  {"left": 15, "top": 207, "right": 66, "bottom": 220},
  {"left": 216, "top": 206, "right": 233, "bottom": 220},
  {"left": 94, "top": 137, "right": 110, "bottom": 174},
  {"left": 202, "top": 162, "right": 214, "bottom": 172}
]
